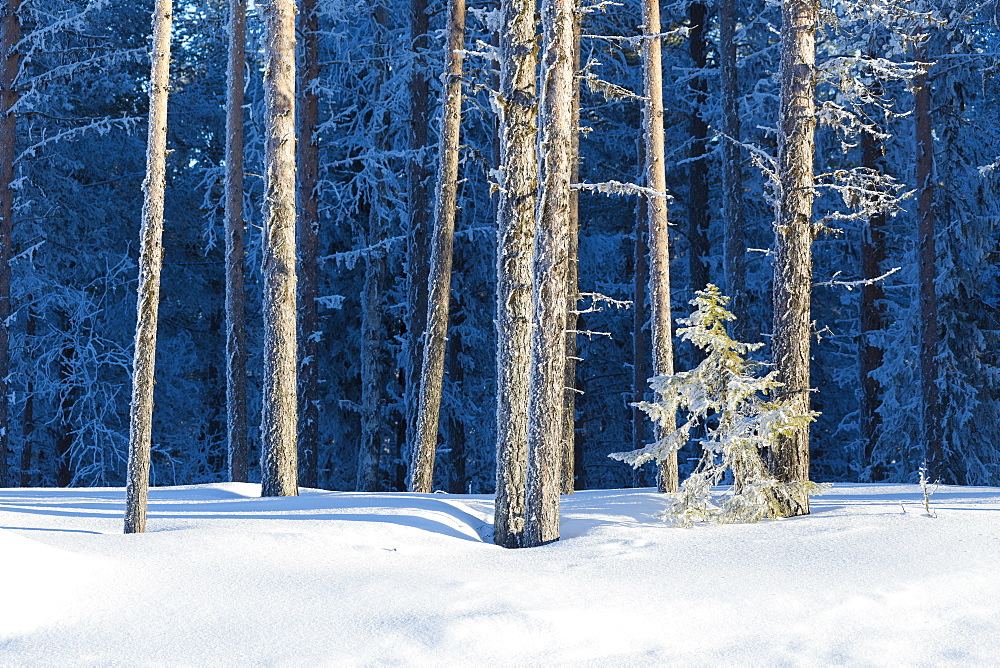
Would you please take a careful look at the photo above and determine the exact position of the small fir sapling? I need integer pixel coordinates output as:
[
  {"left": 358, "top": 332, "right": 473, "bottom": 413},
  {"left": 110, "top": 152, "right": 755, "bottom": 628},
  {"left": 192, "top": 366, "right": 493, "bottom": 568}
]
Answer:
[{"left": 611, "top": 285, "right": 826, "bottom": 525}]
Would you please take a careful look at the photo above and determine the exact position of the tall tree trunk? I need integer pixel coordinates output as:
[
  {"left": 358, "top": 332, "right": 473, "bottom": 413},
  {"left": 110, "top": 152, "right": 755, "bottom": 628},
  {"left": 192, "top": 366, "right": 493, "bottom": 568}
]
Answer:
[
  {"left": 686, "top": 1, "right": 710, "bottom": 300},
  {"left": 524, "top": 0, "right": 574, "bottom": 547},
  {"left": 408, "top": 0, "right": 465, "bottom": 493},
  {"left": 859, "top": 118, "right": 886, "bottom": 475},
  {"left": 447, "top": 328, "right": 466, "bottom": 493},
  {"left": 357, "top": 5, "right": 392, "bottom": 493},
  {"left": 493, "top": 0, "right": 537, "bottom": 548},
  {"left": 641, "top": 0, "right": 678, "bottom": 493},
  {"left": 561, "top": 9, "right": 581, "bottom": 495},
  {"left": 632, "top": 136, "right": 649, "bottom": 487},
  {"left": 125, "top": 0, "right": 173, "bottom": 533},
  {"left": 719, "top": 0, "right": 748, "bottom": 339},
  {"left": 768, "top": 0, "right": 816, "bottom": 517},
  {"left": 914, "top": 44, "right": 940, "bottom": 479},
  {"left": 0, "top": 0, "right": 22, "bottom": 488},
  {"left": 19, "top": 307, "right": 34, "bottom": 486},
  {"left": 296, "top": 0, "right": 320, "bottom": 489},
  {"left": 56, "top": 340, "right": 75, "bottom": 488},
  {"left": 404, "top": 0, "right": 432, "bottom": 491},
  {"left": 225, "top": 0, "right": 249, "bottom": 483},
  {"left": 259, "top": 0, "right": 299, "bottom": 498}
]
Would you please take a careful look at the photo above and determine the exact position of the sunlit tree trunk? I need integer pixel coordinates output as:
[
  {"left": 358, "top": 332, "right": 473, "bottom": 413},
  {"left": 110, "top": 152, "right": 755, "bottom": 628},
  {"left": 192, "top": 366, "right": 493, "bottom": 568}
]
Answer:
[
  {"left": 768, "top": 0, "right": 816, "bottom": 517},
  {"left": 259, "top": 0, "right": 299, "bottom": 498},
  {"left": 524, "top": 0, "right": 574, "bottom": 547},
  {"left": 0, "top": 0, "right": 23, "bottom": 488},
  {"left": 494, "top": 0, "right": 537, "bottom": 548},
  {"left": 403, "top": 0, "right": 432, "bottom": 492},
  {"left": 125, "top": 0, "right": 173, "bottom": 533},
  {"left": 641, "top": 0, "right": 677, "bottom": 493},
  {"left": 914, "top": 44, "right": 940, "bottom": 479},
  {"left": 719, "top": 0, "right": 747, "bottom": 339},
  {"left": 296, "top": 0, "right": 320, "bottom": 489},
  {"left": 225, "top": 0, "right": 249, "bottom": 483},
  {"left": 408, "top": 0, "right": 465, "bottom": 493}
]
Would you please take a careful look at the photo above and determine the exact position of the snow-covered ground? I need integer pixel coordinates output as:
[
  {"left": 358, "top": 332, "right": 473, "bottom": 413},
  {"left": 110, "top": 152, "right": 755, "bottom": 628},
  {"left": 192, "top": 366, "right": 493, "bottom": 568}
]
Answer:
[{"left": 1, "top": 482, "right": 998, "bottom": 665}]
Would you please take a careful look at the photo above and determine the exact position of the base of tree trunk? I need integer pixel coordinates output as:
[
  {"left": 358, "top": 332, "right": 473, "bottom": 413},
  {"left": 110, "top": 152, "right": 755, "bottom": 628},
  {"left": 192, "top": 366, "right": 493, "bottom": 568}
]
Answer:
[{"left": 768, "top": 485, "right": 811, "bottom": 517}]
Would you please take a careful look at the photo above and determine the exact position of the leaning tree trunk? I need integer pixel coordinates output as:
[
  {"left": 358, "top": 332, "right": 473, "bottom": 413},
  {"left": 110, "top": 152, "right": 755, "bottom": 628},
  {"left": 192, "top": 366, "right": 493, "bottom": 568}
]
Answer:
[
  {"left": 259, "top": 0, "right": 298, "bottom": 498},
  {"left": 561, "top": 9, "right": 581, "bottom": 496},
  {"left": 641, "top": 0, "right": 678, "bottom": 493},
  {"left": 124, "top": 0, "right": 173, "bottom": 534},
  {"left": 686, "top": 1, "right": 710, "bottom": 303},
  {"left": 225, "top": 0, "right": 248, "bottom": 483},
  {"left": 914, "top": 44, "right": 940, "bottom": 479},
  {"left": 408, "top": 0, "right": 465, "bottom": 493},
  {"left": 403, "top": 0, "right": 432, "bottom": 492},
  {"left": 493, "top": 0, "right": 537, "bottom": 549},
  {"left": 0, "top": 0, "right": 22, "bottom": 488},
  {"left": 859, "top": 111, "right": 887, "bottom": 475},
  {"left": 524, "top": 0, "right": 574, "bottom": 547},
  {"left": 719, "top": 0, "right": 748, "bottom": 340},
  {"left": 769, "top": 0, "right": 816, "bottom": 517},
  {"left": 296, "top": 0, "right": 320, "bottom": 489}
]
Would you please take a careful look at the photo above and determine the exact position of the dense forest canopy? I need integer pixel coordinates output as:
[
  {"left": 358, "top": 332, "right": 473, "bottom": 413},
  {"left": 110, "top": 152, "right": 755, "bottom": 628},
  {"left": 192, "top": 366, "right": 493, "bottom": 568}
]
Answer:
[{"left": 0, "top": 0, "right": 997, "bottom": 502}]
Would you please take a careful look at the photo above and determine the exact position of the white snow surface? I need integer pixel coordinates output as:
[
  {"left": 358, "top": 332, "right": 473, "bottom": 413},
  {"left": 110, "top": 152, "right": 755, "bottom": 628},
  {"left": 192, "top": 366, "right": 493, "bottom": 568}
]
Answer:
[{"left": 1, "top": 483, "right": 998, "bottom": 665}]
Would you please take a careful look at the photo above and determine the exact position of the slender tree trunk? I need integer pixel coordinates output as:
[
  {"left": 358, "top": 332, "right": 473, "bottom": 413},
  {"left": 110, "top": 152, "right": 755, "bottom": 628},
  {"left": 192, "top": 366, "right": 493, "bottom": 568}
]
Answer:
[
  {"left": 447, "top": 328, "right": 466, "bottom": 493},
  {"left": 686, "top": 1, "right": 710, "bottom": 300},
  {"left": 493, "top": 0, "right": 537, "bottom": 548},
  {"left": 914, "top": 44, "right": 940, "bottom": 478},
  {"left": 225, "top": 0, "right": 249, "bottom": 483},
  {"left": 408, "top": 0, "right": 465, "bottom": 493},
  {"left": 860, "top": 119, "right": 886, "bottom": 475},
  {"left": 768, "top": 0, "right": 816, "bottom": 517},
  {"left": 524, "top": 0, "right": 574, "bottom": 547},
  {"left": 561, "top": 9, "right": 581, "bottom": 495},
  {"left": 19, "top": 307, "right": 34, "bottom": 486},
  {"left": 632, "top": 136, "right": 649, "bottom": 487},
  {"left": 125, "top": 0, "right": 173, "bottom": 533},
  {"left": 259, "top": 0, "right": 298, "bottom": 498},
  {"left": 404, "top": 0, "right": 432, "bottom": 490},
  {"left": 719, "top": 0, "right": 747, "bottom": 339},
  {"left": 56, "top": 341, "right": 75, "bottom": 488},
  {"left": 641, "top": 0, "right": 678, "bottom": 493},
  {"left": 296, "top": 0, "right": 320, "bottom": 489},
  {"left": 0, "top": 0, "right": 23, "bottom": 488}
]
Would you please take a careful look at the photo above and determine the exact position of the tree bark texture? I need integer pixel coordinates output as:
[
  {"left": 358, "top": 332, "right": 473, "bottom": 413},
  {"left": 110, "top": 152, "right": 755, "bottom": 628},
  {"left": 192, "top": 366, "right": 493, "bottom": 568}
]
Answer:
[
  {"left": 125, "top": 0, "right": 172, "bottom": 533},
  {"left": 408, "top": 0, "right": 465, "bottom": 493},
  {"left": 719, "top": 0, "right": 748, "bottom": 340},
  {"left": 259, "top": 0, "right": 299, "bottom": 498},
  {"left": 686, "top": 1, "right": 710, "bottom": 301},
  {"left": 641, "top": 0, "right": 678, "bottom": 493},
  {"left": 524, "top": 0, "right": 574, "bottom": 547},
  {"left": 296, "top": 0, "right": 320, "bottom": 489},
  {"left": 0, "top": 0, "right": 22, "bottom": 488},
  {"left": 225, "top": 0, "right": 248, "bottom": 484},
  {"left": 769, "top": 0, "right": 816, "bottom": 517},
  {"left": 561, "top": 11, "right": 581, "bottom": 496},
  {"left": 404, "top": 0, "right": 432, "bottom": 486},
  {"left": 914, "top": 45, "right": 941, "bottom": 478},
  {"left": 493, "top": 0, "right": 537, "bottom": 548},
  {"left": 860, "top": 123, "right": 886, "bottom": 474}
]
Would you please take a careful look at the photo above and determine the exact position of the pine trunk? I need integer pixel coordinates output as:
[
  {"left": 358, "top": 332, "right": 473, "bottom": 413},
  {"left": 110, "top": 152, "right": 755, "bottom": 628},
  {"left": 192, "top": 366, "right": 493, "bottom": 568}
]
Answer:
[
  {"left": 719, "top": 0, "right": 748, "bottom": 339},
  {"left": 524, "top": 0, "right": 574, "bottom": 547},
  {"left": 259, "top": 0, "right": 299, "bottom": 498},
  {"left": 860, "top": 123, "right": 886, "bottom": 474},
  {"left": 687, "top": 1, "right": 710, "bottom": 300},
  {"left": 641, "top": 0, "right": 677, "bottom": 493},
  {"left": 404, "top": 0, "right": 432, "bottom": 491},
  {"left": 18, "top": 307, "right": 34, "bottom": 486},
  {"left": 296, "top": 0, "right": 320, "bottom": 489},
  {"left": 493, "top": 0, "right": 537, "bottom": 549},
  {"left": 225, "top": 0, "right": 248, "bottom": 483},
  {"left": 408, "top": 0, "right": 465, "bottom": 493},
  {"left": 914, "top": 45, "right": 941, "bottom": 478},
  {"left": 769, "top": 0, "right": 816, "bottom": 517},
  {"left": 0, "top": 0, "right": 22, "bottom": 488},
  {"left": 125, "top": 0, "right": 173, "bottom": 533},
  {"left": 561, "top": 10, "right": 581, "bottom": 496}
]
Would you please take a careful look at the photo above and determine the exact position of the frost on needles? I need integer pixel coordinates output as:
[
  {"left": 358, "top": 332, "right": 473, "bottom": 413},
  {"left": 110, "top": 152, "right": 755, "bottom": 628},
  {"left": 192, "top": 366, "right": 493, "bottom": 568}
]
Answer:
[{"left": 611, "top": 285, "right": 826, "bottom": 526}]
